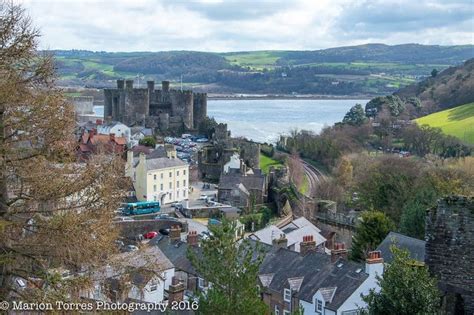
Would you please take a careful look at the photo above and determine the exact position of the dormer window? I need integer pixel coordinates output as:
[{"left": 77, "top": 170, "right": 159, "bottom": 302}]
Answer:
[
  {"left": 315, "top": 298, "right": 323, "bottom": 314},
  {"left": 283, "top": 288, "right": 291, "bottom": 302}
]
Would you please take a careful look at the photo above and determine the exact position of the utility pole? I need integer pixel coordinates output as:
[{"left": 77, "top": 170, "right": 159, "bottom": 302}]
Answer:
[{"left": 180, "top": 75, "right": 183, "bottom": 91}]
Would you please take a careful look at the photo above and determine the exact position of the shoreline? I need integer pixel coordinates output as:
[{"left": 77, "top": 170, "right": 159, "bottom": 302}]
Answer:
[{"left": 207, "top": 94, "right": 376, "bottom": 100}]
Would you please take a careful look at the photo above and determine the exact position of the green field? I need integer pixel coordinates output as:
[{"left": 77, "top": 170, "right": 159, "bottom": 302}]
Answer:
[
  {"left": 223, "top": 51, "right": 285, "bottom": 69},
  {"left": 415, "top": 102, "right": 474, "bottom": 144},
  {"left": 259, "top": 154, "right": 283, "bottom": 173}
]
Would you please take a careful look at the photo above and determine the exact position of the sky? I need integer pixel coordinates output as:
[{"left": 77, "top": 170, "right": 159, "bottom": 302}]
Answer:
[{"left": 19, "top": 0, "right": 474, "bottom": 52}]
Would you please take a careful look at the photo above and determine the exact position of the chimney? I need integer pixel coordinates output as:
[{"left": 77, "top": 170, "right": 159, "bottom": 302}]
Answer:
[
  {"left": 170, "top": 225, "right": 181, "bottom": 242},
  {"left": 125, "top": 79, "right": 134, "bottom": 89},
  {"left": 300, "top": 235, "right": 316, "bottom": 256},
  {"left": 324, "top": 232, "right": 336, "bottom": 251},
  {"left": 168, "top": 277, "right": 185, "bottom": 303},
  {"left": 109, "top": 133, "right": 115, "bottom": 142},
  {"left": 139, "top": 152, "right": 146, "bottom": 167},
  {"left": 365, "top": 250, "right": 384, "bottom": 277},
  {"left": 187, "top": 230, "right": 198, "bottom": 246},
  {"left": 90, "top": 128, "right": 96, "bottom": 136},
  {"left": 96, "top": 119, "right": 103, "bottom": 125},
  {"left": 240, "top": 159, "right": 247, "bottom": 175},
  {"left": 331, "top": 242, "right": 348, "bottom": 263},
  {"left": 117, "top": 79, "right": 125, "bottom": 89},
  {"left": 272, "top": 234, "right": 288, "bottom": 249}
]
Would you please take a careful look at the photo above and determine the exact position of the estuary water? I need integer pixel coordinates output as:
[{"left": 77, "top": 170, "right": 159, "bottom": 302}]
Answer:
[
  {"left": 207, "top": 99, "right": 368, "bottom": 143},
  {"left": 94, "top": 99, "right": 368, "bottom": 143}
]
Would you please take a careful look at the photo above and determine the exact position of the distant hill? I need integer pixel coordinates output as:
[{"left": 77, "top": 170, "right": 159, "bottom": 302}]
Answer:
[
  {"left": 50, "top": 44, "right": 474, "bottom": 96},
  {"left": 415, "top": 103, "right": 474, "bottom": 144},
  {"left": 396, "top": 58, "right": 474, "bottom": 112}
]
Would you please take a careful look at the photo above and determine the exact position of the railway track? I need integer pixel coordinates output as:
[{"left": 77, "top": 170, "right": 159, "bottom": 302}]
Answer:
[{"left": 300, "top": 159, "right": 324, "bottom": 197}]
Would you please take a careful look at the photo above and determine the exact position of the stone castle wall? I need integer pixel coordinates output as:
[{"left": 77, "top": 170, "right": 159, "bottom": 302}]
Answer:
[
  {"left": 103, "top": 80, "right": 207, "bottom": 132},
  {"left": 425, "top": 196, "right": 474, "bottom": 314}
]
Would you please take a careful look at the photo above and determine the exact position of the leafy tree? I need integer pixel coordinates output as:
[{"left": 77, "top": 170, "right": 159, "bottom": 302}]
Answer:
[
  {"left": 139, "top": 135, "right": 156, "bottom": 147},
  {"left": 0, "top": 2, "right": 126, "bottom": 301},
  {"left": 399, "top": 200, "right": 426, "bottom": 240},
  {"left": 342, "top": 104, "right": 367, "bottom": 126},
  {"left": 198, "top": 116, "right": 218, "bottom": 138},
  {"left": 362, "top": 246, "right": 440, "bottom": 314},
  {"left": 431, "top": 68, "right": 438, "bottom": 77},
  {"left": 350, "top": 211, "right": 395, "bottom": 262},
  {"left": 335, "top": 156, "right": 353, "bottom": 188},
  {"left": 187, "top": 220, "right": 268, "bottom": 315}
]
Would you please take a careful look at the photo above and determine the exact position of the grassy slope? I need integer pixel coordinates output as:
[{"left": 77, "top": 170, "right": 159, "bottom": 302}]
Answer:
[
  {"left": 415, "top": 102, "right": 474, "bottom": 144},
  {"left": 259, "top": 154, "right": 283, "bottom": 173}
]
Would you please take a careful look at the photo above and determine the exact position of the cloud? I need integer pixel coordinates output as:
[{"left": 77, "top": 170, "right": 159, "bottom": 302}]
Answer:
[{"left": 18, "top": 0, "right": 474, "bottom": 51}]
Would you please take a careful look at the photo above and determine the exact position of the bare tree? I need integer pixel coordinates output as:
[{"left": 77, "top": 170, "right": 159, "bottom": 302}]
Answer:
[{"left": 0, "top": 2, "right": 127, "bottom": 301}]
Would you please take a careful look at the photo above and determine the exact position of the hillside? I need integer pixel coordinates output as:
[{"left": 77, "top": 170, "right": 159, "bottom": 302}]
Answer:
[
  {"left": 396, "top": 58, "right": 474, "bottom": 112},
  {"left": 51, "top": 44, "right": 473, "bottom": 95},
  {"left": 415, "top": 103, "right": 474, "bottom": 144}
]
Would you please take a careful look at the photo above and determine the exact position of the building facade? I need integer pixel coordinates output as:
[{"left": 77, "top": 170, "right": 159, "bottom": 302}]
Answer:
[{"left": 126, "top": 151, "right": 189, "bottom": 204}]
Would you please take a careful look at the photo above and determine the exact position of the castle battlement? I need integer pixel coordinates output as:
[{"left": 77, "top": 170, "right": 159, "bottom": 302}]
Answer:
[{"left": 104, "top": 80, "right": 207, "bottom": 132}]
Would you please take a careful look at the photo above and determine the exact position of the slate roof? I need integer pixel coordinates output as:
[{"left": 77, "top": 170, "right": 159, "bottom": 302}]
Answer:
[
  {"left": 258, "top": 247, "right": 368, "bottom": 310},
  {"left": 376, "top": 231, "right": 426, "bottom": 263},
  {"left": 249, "top": 217, "right": 326, "bottom": 251},
  {"left": 133, "top": 157, "right": 186, "bottom": 171},
  {"left": 219, "top": 172, "right": 265, "bottom": 191},
  {"left": 152, "top": 236, "right": 198, "bottom": 275}
]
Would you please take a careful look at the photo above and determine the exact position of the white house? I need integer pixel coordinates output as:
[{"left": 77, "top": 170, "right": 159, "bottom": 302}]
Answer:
[
  {"left": 299, "top": 251, "right": 384, "bottom": 315},
  {"left": 82, "top": 246, "right": 175, "bottom": 303},
  {"left": 126, "top": 151, "right": 189, "bottom": 204},
  {"left": 97, "top": 121, "right": 131, "bottom": 143},
  {"left": 249, "top": 217, "right": 326, "bottom": 253}
]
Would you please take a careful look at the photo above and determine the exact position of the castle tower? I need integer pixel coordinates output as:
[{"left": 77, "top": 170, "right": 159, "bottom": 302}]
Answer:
[
  {"left": 425, "top": 196, "right": 474, "bottom": 314},
  {"left": 193, "top": 93, "right": 208, "bottom": 129}
]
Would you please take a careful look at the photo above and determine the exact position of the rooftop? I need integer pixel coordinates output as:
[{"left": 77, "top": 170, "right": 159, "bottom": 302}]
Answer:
[{"left": 376, "top": 231, "right": 426, "bottom": 263}]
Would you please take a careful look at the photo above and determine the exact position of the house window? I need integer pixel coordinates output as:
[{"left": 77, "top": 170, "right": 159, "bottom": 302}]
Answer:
[
  {"left": 153, "top": 185, "right": 157, "bottom": 192},
  {"left": 283, "top": 288, "right": 291, "bottom": 302},
  {"left": 183, "top": 180, "right": 186, "bottom": 186},
  {"left": 177, "top": 191, "right": 180, "bottom": 198},
  {"left": 198, "top": 277, "right": 207, "bottom": 288},
  {"left": 177, "top": 170, "right": 180, "bottom": 176},
  {"left": 274, "top": 305, "right": 279, "bottom": 315},
  {"left": 154, "top": 174, "right": 157, "bottom": 180},
  {"left": 177, "top": 181, "right": 180, "bottom": 188},
  {"left": 160, "top": 173, "right": 163, "bottom": 179},
  {"left": 169, "top": 182, "right": 172, "bottom": 189},
  {"left": 169, "top": 172, "right": 172, "bottom": 178},
  {"left": 183, "top": 190, "right": 186, "bottom": 197},
  {"left": 183, "top": 169, "right": 186, "bottom": 175},
  {"left": 315, "top": 298, "right": 323, "bottom": 314},
  {"left": 283, "top": 311, "right": 290, "bottom": 315},
  {"left": 150, "top": 283, "right": 158, "bottom": 291},
  {"left": 160, "top": 184, "right": 163, "bottom": 190}
]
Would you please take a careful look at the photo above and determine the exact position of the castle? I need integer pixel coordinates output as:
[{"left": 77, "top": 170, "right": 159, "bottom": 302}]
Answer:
[{"left": 104, "top": 80, "right": 207, "bottom": 132}]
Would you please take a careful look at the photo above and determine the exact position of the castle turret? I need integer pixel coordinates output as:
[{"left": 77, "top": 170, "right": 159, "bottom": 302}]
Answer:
[
  {"left": 193, "top": 92, "right": 207, "bottom": 129},
  {"left": 125, "top": 79, "right": 134, "bottom": 89},
  {"left": 162, "top": 81, "right": 170, "bottom": 93},
  {"left": 147, "top": 80, "right": 155, "bottom": 92},
  {"left": 117, "top": 79, "right": 125, "bottom": 89}
]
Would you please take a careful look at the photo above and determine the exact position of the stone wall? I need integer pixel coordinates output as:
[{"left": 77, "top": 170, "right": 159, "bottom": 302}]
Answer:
[{"left": 425, "top": 196, "right": 474, "bottom": 315}]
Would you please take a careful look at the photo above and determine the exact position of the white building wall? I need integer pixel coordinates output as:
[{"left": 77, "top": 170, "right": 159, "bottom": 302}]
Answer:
[
  {"left": 336, "top": 263, "right": 383, "bottom": 314},
  {"left": 145, "top": 165, "right": 189, "bottom": 204},
  {"left": 97, "top": 123, "right": 131, "bottom": 142}
]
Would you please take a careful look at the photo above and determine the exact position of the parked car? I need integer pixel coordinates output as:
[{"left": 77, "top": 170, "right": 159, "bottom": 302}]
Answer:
[
  {"left": 155, "top": 213, "right": 170, "bottom": 220},
  {"left": 143, "top": 231, "right": 158, "bottom": 239},
  {"left": 113, "top": 216, "right": 134, "bottom": 222},
  {"left": 170, "top": 202, "right": 182, "bottom": 208},
  {"left": 159, "top": 228, "right": 170, "bottom": 235},
  {"left": 124, "top": 245, "right": 139, "bottom": 252}
]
